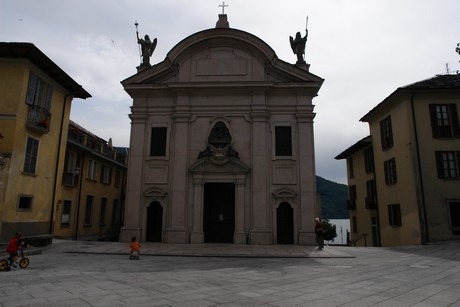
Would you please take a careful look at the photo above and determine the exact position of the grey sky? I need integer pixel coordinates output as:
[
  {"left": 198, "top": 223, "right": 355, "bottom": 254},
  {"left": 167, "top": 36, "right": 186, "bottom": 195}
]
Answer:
[{"left": 2, "top": 0, "right": 459, "bottom": 184}]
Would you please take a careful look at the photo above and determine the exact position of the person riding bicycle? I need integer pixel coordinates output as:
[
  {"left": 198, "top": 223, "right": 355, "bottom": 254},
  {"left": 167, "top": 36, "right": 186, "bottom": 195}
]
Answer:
[{"left": 6, "top": 232, "right": 25, "bottom": 267}]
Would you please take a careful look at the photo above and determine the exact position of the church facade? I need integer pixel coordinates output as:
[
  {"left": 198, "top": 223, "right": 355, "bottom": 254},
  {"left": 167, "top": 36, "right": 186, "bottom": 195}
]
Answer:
[{"left": 120, "top": 15, "right": 324, "bottom": 245}]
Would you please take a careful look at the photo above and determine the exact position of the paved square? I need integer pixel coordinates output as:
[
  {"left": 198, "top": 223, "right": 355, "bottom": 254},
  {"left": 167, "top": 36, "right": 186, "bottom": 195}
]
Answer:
[{"left": 1, "top": 240, "right": 459, "bottom": 306}]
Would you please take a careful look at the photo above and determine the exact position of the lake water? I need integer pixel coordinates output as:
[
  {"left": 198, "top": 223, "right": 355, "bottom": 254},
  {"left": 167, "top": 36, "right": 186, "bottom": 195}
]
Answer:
[{"left": 325, "top": 219, "right": 350, "bottom": 245}]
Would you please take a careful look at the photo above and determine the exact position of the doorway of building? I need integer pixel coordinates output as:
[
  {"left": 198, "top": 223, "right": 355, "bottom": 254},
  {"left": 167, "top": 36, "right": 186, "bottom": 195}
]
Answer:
[
  {"left": 277, "top": 202, "right": 294, "bottom": 244},
  {"left": 146, "top": 201, "right": 163, "bottom": 242},
  {"left": 203, "top": 183, "right": 235, "bottom": 243}
]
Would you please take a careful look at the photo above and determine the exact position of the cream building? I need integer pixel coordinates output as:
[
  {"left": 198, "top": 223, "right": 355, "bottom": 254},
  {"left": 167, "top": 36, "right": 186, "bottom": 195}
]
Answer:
[
  {"left": 0, "top": 43, "right": 90, "bottom": 243},
  {"left": 336, "top": 74, "right": 460, "bottom": 246},
  {"left": 120, "top": 15, "right": 324, "bottom": 245}
]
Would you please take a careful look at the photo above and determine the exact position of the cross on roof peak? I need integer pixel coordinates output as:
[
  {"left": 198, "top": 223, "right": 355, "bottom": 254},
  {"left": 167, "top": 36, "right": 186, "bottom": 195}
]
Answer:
[{"left": 219, "top": 1, "right": 228, "bottom": 14}]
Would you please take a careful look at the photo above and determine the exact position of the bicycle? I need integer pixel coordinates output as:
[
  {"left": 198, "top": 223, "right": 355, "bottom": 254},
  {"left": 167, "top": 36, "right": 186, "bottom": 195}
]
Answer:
[{"left": 0, "top": 246, "right": 30, "bottom": 272}]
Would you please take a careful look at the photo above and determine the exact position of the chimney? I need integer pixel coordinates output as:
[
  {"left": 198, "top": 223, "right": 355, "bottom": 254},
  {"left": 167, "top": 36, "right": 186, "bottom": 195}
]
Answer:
[{"left": 216, "top": 14, "right": 229, "bottom": 28}]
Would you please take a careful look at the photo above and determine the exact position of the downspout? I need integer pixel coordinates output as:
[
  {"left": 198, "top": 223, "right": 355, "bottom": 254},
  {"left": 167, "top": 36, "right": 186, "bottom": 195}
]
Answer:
[
  {"left": 74, "top": 151, "right": 85, "bottom": 240},
  {"left": 410, "top": 92, "right": 430, "bottom": 243},
  {"left": 49, "top": 94, "right": 72, "bottom": 235}
]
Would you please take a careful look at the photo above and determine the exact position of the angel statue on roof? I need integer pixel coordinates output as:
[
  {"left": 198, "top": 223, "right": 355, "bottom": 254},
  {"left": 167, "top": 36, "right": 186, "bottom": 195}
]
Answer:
[
  {"left": 135, "top": 22, "right": 157, "bottom": 66},
  {"left": 290, "top": 29, "right": 308, "bottom": 64}
]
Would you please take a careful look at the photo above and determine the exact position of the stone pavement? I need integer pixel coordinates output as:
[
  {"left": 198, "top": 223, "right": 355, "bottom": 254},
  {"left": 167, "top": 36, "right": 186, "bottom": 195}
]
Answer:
[{"left": 0, "top": 240, "right": 459, "bottom": 306}]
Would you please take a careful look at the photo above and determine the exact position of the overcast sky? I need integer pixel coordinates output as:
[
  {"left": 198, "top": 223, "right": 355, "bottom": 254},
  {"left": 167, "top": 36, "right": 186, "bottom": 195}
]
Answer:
[{"left": 2, "top": 0, "right": 460, "bottom": 184}]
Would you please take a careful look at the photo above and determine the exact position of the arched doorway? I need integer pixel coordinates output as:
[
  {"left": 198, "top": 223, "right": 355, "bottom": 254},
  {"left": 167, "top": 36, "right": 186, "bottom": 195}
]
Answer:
[
  {"left": 277, "top": 202, "right": 294, "bottom": 244},
  {"left": 203, "top": 183, "right": 235, "bottom": 243},
  {"left": 146, "top": 201, "right": 163, "bottom": 242}
]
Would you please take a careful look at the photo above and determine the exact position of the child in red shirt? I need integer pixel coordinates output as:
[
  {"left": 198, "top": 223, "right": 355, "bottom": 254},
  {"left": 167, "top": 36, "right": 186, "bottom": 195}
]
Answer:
[{"left": 129, "top": 236, "right": 141, "bottom": 260}]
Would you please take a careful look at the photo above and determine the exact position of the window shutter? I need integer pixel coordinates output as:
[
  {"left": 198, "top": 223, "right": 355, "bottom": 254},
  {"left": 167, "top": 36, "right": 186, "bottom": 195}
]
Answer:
[
  {"left": 380, "top": 120, "right": 385, "bottom": 149},
  {"left": 429, "top": 104, "right": 440, "bottom": 138},
  {"left": 45, "top": 85, "right": 53, "bottom": 113},
  {"left": 384, "top": 160, "right": 389, "bottom": 184},
  {"left": 435, "top": 151, "right": 444, "bottom": 178},
  {"left": 387, "top": 117, "right": 393, "bottom": 147},
  {"left": 449, "top": 104, "right": 460, "bottom": 138},
  {"left": 26, "top": 71, "right": 38, "bottom": 105},
  {"left": 457, "top": 151, "right": 460, "bottom": 177}
]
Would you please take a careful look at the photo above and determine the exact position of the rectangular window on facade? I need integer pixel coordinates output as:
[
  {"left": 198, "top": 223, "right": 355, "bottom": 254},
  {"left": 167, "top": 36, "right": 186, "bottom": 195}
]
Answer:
[
  {"left": 388, "top": 204, "right": 402, "bottom": 226},
  {"left": 23, "top": 136, "right": 39, "bottom": 174},
  {"left": 101, "top": 165, "right": 112, "bottom": 184},
  {"left": 384, "top": 158, "right": 398, "bottom": 185},
  {"left": 380, "top": 116, "right": 394, "bottom": 150},
  {"left": 61, "top": 200, "right": 72, "bottom": 226},
  {"left": 347, "top": 185, "right": 357, "bottom": 209},
  {"left": 347, "top": 157, "right": 354, "bottom": 178},
  {"left": 99, "top": 198, "right": 107, "bottom": 226},
  {"left": 364, "top": 147, "right": 374, "bottom": 173},
  {"left": 429, "top": 104, "right": 460, "bottom": 138},
  {"left": 88, "top": 159, "right": 98, "bottom": 180},
  {"left": 84, "top": 195, "right": 93, "bottom": 226},
  {"left": 150, "top": 127, "right": 167, "bottom": 156},
  {"left": 114, "top": 169, "right": 121, "bottom": 188},
  {"left": 112, "top": 199, "right": 119, "bottom": 225},
  {"left": 17, "top": 195, "right": 33, "bottom": 211},
  {"left": 435, "top": 151, "right": 459, "bottom": 179},
  {"left": 275, "top": 126, "right": 292, "bottom": 156},
  {"left": 365, "top": 179, "right": 377, "bottom": 209},
  {"left": 63, "top": 151, "right": 80, "bottom": 186},
  {"left": 26, "top": 71, "right": 53, "bottom": 130},
  {"left": 449, "top": 201, "right": 460, "bottom": 235}
]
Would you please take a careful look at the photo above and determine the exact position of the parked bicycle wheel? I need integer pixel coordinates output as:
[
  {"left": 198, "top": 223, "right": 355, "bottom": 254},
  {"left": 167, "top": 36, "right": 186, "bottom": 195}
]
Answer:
[{"left": 19, "top": 257, "right": 29, "bottom": 268}]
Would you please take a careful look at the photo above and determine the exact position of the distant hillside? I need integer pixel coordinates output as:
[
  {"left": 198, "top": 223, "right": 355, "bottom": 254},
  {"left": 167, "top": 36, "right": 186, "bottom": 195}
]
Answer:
[{"left": 316, "top": 176, "right": 348, "bottom": 219}]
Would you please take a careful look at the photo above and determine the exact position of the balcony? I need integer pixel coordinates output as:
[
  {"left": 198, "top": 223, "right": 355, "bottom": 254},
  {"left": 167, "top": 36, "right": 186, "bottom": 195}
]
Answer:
[{"left": 26, "top": 105, "right": 50, "bottom": 134}]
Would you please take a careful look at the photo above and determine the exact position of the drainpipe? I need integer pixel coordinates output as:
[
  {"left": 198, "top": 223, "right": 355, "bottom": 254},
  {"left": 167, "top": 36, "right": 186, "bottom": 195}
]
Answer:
[
  {"left": 49, "top": 94, "right": 72, "bottom": 235},
  {"left": 74, "top": 151, "right": 85, "bottom": 240},
  {"left": 410, "top": 93, "right": 430, "bottom": 243}
]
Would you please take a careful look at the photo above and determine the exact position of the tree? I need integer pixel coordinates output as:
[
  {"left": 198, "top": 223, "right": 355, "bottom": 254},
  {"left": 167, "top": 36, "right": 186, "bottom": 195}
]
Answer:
[{"left": 322, "top": 219, "right": 337, "bottom": 241}]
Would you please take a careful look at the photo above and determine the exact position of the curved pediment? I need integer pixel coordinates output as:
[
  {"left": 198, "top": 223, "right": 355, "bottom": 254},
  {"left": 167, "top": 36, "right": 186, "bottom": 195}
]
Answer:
[
  {"left": 121, "top": 28, "right": 324, "bottom": 89},
  {"left": 144, "top": 187, "right": 168, "bottom": 198},
  {"left": 190, "top": 156, "right": 249, "bottom": 175},
  {"left": 272, "top": 188, "right": 297, "bottom": 199}
]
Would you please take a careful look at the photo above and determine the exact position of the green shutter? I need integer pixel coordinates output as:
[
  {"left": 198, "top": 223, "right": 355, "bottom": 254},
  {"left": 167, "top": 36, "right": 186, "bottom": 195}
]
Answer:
[
  {"left": 25, "top": 71, "right": 38, "bottom": 105},
  {"left": 449, "top": 104, "right": 460, "bottom": 138}
]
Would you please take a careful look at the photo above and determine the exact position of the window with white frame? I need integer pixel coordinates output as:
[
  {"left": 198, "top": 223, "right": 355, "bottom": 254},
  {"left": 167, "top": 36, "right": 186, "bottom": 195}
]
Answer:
[
  {"left": 87, "top": 159, "right": 98, "bottom": 180},
  {"left": 23, "top": 136, "right": 39, "bottom": 174}
]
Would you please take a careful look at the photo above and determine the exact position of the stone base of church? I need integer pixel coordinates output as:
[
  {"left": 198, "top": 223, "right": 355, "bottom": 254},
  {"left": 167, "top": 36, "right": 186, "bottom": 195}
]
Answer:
[
  {"left": 165, "top": 228, "right": 189, "bottom": 243},
  {"left": 233, "top": 232, "right": 247, "bottom": 244},
  {"left": 298, "top": 231, "right": 316, "bottom": 245},
  {"left": 190, "top": 231, "right": 204, "bottom": 243},
  {"left": 119, "top": 227, "right": 142, "bottom": 243},
  {"left": 248, "top": 229, "right": 272, "bottom": 244}
]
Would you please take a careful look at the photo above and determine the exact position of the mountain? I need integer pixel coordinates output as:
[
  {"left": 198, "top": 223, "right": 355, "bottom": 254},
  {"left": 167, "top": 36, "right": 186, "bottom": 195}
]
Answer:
[{"left": 316, "top": 176, "right": 349, "bottom": 219}]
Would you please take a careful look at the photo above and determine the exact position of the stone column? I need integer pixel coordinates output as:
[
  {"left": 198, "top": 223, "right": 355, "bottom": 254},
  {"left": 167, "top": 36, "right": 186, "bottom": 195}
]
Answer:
[
  {"left": 190, "top": 175, "right": 204, "bottom": 243},
  {"left": 249, "top": 91, "right": 272, "bottom": 244},
  {"left": 165, "top": 95, "right": 190, "bottom": 243},
  {"left": 119, "top": 113, "right": 147, "bottom": 242},
  {"left": 233, "top": 175, "right": 246, "bottom": 244},
  {"left": 296, "top": 102, "right": 316, "bottom": 245}
]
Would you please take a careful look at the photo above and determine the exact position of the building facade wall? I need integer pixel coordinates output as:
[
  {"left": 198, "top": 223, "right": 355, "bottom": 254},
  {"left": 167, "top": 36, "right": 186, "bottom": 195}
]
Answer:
[
  {"left": 120, "top": 27, "right": 323, "bottom": 245},
  {"left": 0, "top": 60, "right": 72, "bottom": 241}
]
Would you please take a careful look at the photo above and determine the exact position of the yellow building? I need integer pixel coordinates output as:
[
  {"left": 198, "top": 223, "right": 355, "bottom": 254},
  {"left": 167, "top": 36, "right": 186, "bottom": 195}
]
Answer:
[
  {"left": 336, "top": 74, "right": 460, "bottom": 246},
  {"left": 0, "top": 42, "right": 90, "bottom": 243},
  {"left": 56, "top": 121, "right": 128, "bottom": 241}
]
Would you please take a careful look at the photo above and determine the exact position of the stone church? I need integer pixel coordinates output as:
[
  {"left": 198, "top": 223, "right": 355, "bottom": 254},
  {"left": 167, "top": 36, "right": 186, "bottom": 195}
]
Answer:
[{"left": 120, "top": 14, "right": 324, "bottom": 245}]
